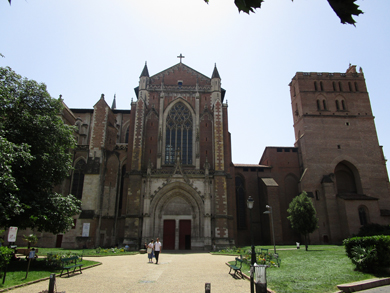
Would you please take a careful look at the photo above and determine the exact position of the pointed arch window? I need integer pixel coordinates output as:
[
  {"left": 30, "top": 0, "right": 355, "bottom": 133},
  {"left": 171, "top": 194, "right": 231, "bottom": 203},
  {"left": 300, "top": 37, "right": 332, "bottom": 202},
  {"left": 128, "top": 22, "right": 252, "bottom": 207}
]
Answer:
[
  {"left": 125, "top": 126, "right": 129, "bottom": 143},
  {"left": 358, "top": 206, "right": 369, "bottom": 225},
  {"left": 235, "top": 176, "right": 247, "bottom": 230},
  {"left": 71, "top": 160, "right": 86, "bottom": 200},
  {"left": 165, "top": 102, "right": 193, "bottom": 165},
  {"left": 118, "top": 165, "right": 126, "bottom": 212}
]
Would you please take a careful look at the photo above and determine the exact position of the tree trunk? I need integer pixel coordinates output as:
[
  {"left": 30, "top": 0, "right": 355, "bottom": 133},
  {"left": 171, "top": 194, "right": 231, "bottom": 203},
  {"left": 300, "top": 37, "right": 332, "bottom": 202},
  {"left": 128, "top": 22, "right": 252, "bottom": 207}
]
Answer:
[{"left": 304, "top": 234, "right": 308, "bottom": 251}]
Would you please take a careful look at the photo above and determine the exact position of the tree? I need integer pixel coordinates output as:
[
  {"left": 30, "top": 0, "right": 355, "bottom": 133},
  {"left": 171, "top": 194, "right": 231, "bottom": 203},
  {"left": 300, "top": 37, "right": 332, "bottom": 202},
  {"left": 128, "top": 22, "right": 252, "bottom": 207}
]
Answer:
[
  {"left": 6, "top": 0, "right": 364, "bottom": 25},
  {"left": 287, "top": 191, "right": 319, "bottom": 251},
  {"left": 23, "top": 234, "right": 38, "bottom": 249},
  {"left": 0, "top": 66, "right": 81, "bottom": 235},
  {"left": 203, "top": 0, "right": 363, "bottom": 26}
]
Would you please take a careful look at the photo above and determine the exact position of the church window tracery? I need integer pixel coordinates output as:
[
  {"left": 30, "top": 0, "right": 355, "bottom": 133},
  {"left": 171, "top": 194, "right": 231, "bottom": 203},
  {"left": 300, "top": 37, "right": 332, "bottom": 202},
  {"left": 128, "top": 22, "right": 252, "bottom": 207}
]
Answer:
[{"left": 165, "top": 102, "right": 193, "bottom": 165}]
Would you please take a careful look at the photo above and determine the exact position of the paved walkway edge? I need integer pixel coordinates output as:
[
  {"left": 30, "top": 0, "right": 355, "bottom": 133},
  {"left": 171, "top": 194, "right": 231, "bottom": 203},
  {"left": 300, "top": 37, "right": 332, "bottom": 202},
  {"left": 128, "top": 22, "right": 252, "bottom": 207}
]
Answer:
[
  {"left": 337, "top": 277, "right": 390, "bottom": 292},
  {"left": 0, "top": 262, "right": 102, "bottom": 292}
]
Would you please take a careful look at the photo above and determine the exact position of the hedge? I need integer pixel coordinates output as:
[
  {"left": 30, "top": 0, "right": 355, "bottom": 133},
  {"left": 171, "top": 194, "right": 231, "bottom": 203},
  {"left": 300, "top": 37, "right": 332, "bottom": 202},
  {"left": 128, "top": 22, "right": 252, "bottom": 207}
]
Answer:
[{"left": 343, "top": 235, "right": 390, "bottom": 272}]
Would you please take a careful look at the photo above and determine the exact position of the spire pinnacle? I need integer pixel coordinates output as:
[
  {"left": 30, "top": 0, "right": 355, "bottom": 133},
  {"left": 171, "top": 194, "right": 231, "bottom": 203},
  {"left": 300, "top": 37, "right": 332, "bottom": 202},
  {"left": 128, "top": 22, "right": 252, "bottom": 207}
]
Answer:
[
  {"left": 140, "top": 61, "right": 149, "bottom": 77},
  {"left": 111, "top": 94, "right": 116, "bottom": 109},
  {"left": 211, "top": 63, "right": 220, "bottom": 79}
]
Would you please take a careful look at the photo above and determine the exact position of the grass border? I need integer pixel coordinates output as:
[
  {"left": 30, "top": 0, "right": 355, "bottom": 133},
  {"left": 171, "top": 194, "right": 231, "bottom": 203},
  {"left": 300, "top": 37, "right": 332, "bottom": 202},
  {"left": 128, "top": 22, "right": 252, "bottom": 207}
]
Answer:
[{"left": 0, "top": 262, "right": 102, "bottom": 292}]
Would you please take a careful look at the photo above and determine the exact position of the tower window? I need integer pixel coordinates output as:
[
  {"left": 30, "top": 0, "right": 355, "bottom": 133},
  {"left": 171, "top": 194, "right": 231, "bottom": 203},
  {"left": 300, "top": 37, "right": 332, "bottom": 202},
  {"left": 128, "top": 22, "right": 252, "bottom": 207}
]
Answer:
[
  {"left": 339, "top": 82, "right": 343, "bottom": 92},
  {"left": 336, "top": 100, "right": 340, "bottom": 110},
  {"left": 317, "top": 100, "right": 321, "bottom": 110},
  {"left": 320, "top": 81, "right": 324, "bottom": 91},
  {"left": 322, "top": 100, "right": 327, "bottom": 110},
  {"left": 354, "top": 82, "right": 359, "bottom": 92},
  {"left": 314, "top": 81, "right": 318, "bottom": 91},
  {"left": 333, "top": 82, "right": 336, "bottom": 91},
  {"left": 348, "top": 82, "right": 352, "bottom": 92},
  {"left": 315, "top": 190, "right": 320, "bottom": 200},
  {"left": 342, "top": 100, "right": 346, "bottom": 110}
]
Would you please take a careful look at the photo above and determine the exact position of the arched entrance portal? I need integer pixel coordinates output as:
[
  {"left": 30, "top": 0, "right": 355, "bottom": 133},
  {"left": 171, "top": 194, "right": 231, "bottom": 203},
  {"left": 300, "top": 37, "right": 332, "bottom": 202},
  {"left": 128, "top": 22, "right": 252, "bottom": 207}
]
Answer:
[
  {"left": 162, "top": 197, "right": 192, "bottom": 250},
  {"left": 149, "top": 182, "right": 204, "bottom": 250}
]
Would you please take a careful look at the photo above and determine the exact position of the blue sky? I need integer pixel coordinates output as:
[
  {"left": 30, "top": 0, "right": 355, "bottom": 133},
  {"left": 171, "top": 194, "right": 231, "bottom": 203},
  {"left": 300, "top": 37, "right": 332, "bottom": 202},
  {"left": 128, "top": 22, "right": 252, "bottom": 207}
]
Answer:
[{"left": 1, "top": 0, "right": 389, "bottom": 175}]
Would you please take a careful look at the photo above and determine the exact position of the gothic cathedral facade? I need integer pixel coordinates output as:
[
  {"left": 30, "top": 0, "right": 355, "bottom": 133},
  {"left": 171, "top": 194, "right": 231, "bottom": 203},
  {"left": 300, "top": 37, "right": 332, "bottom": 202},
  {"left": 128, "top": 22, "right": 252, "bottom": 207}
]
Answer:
[{"left": 10, "top": 62, "right": 390, "bottom": 250}]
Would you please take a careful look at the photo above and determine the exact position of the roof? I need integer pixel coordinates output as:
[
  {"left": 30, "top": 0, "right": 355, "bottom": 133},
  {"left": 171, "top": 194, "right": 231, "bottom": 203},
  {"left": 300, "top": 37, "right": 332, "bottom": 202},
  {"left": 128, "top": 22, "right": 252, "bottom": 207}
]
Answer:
[
  {"left": 150, "top": 62, "right": 210, "bottom": 81},
  {"left": 337, "top": 193, "right": 378, "bottom": 200},
  {"left": 261, "top": 178, "right": 279, "bottom": 187},
  {"left": 234, "top": 164, "right": 270, "bottom": 168}
]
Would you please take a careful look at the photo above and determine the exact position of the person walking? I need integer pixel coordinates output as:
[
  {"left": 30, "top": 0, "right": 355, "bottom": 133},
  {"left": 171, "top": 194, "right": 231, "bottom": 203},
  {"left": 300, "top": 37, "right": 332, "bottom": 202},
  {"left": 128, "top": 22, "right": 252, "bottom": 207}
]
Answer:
[
  {"left": 147, "top": 239, "right": 154, "bottom": 263},
  {"left": 154, "top": 237, "right": 162, "bottom": 264}
]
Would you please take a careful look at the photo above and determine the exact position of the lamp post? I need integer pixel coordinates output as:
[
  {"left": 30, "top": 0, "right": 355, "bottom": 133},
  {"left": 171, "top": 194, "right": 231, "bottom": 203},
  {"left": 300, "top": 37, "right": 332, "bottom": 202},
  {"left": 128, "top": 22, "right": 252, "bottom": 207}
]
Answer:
[
  {"left": 264, "top": 205, "right": 276, "bottom": 255},
  {"left": 247, "top": 196, "right": 255, "bottom": 293}
]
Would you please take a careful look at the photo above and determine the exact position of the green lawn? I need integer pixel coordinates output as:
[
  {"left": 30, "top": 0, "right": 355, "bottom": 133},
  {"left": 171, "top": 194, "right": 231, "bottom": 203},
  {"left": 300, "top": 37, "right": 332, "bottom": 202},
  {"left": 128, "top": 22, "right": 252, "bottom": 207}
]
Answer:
[
  {"left": 0, "top": 247, "right": 137, "bottom": 290},
  {"left": 34, "top": 247, "right": 138, "bottom": 257},
  {"left": 223, "top": 245, "right": 389, "bottom": 293},
  {"left": 0, "top": 258, "right": 98, "bottom": 289}
]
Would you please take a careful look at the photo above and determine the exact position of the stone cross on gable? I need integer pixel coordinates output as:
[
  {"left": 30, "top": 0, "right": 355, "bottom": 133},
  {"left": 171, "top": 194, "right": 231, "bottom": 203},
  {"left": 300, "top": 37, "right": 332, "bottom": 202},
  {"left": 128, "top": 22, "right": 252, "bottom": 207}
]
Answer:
[{"left": 177, "top": 53, "right": 185, "bottom": 63}]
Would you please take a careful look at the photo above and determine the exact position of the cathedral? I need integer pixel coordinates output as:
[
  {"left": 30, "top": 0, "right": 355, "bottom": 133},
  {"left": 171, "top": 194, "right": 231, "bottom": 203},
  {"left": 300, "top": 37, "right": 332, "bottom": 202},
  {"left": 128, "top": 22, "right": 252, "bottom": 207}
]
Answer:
[{"left": 12, "top": 61, "right": 390, "bottom": 250}]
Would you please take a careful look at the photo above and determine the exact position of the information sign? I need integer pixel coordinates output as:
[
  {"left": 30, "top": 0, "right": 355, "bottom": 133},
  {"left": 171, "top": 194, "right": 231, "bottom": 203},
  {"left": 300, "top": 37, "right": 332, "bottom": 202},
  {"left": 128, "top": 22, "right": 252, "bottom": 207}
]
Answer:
[{"left": 7, "top": 227, "right": 18, "bottom": 242}]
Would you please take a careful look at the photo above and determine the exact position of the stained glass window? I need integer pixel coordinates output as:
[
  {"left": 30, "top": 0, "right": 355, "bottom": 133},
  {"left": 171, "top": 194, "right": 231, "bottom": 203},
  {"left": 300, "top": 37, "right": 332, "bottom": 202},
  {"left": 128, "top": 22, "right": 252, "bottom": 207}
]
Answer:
[{"left": 165, "top": 102, "right": 193, "bottom": 165}]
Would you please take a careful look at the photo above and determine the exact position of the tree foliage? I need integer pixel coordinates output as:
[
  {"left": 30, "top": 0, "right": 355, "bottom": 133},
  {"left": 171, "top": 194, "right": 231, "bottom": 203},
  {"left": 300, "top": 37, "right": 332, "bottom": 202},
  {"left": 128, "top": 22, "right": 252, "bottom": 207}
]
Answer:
[
  {"left": 7, "top": 0, "right": 364, "bottom": 25},
  {"left": 203, "top": 0, "right": 363, "bottom": 25},
  {"left": 287, "top": 191, "right": 319, "bottom": 251},
  {"left": 0, "top": 66, "right": 81, "bottom": 234},
  {"left": 23, "top": 234, "right": 38, "bottom": 249}
]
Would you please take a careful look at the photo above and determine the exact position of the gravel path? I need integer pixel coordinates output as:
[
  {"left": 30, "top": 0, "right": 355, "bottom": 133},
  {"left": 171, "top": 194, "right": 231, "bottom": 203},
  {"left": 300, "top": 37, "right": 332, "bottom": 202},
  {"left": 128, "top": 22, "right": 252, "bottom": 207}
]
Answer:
[{"left": 10, "top": 253, "right": 249, "bottom": 293}]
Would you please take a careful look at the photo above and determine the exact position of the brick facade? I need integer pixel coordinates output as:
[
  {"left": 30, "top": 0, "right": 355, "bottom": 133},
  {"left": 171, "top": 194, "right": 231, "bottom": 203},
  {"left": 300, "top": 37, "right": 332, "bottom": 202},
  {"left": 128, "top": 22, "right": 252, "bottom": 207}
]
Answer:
[{"left": 8, "top": 64, "right": 390, "bottom": 249}]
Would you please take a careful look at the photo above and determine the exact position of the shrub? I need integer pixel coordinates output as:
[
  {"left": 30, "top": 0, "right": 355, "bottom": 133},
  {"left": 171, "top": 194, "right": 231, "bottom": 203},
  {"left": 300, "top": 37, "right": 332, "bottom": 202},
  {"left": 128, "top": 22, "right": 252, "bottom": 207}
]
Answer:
[
  {"left": 0, "top": 246, "right": 13, "bottom": 269},
  {"left": 343, "top": 235, "right": 390, "bottom": 272},
  {"left": 350, "top": 245, "right": 378, "bottom": 272},
  {"left": 46, "top": 251, "right": 82, "bottom": 268},
  {"left": 356, "top": 223, "right": 390, "bottom": 237}
]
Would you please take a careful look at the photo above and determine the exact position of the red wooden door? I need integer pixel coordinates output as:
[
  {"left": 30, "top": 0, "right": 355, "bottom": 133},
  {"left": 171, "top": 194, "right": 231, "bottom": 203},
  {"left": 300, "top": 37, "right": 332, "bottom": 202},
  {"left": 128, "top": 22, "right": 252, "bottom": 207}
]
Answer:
[
  {"left": 163, "top": 220, "right": 175, "bottom": 250},
  {"left": 179, "top": 220, "right": 191, "bottom": 250},
  {"left": 55, "top": 235, "right": 63, "bottom": 248}
]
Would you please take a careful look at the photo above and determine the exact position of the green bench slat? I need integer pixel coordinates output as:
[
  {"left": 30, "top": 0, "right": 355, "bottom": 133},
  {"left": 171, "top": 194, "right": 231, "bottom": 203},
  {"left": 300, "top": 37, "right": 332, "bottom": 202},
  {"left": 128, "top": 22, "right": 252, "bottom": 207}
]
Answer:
[{"left": 60, "top": 256, "right": 83, "bottom": 277}]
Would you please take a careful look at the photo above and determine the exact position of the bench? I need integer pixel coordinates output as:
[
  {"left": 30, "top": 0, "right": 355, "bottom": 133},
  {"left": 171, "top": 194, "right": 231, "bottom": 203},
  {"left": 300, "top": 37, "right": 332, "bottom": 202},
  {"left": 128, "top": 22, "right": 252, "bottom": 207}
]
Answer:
[
  {"left": 228, "top": 257, "right": 244, "bottom": 278},
  {"left": 15, "top": 248, "right": 39, "bottom": 259},
  {"left": 60, "top": 256, "right": 83, "bottom": 277}
]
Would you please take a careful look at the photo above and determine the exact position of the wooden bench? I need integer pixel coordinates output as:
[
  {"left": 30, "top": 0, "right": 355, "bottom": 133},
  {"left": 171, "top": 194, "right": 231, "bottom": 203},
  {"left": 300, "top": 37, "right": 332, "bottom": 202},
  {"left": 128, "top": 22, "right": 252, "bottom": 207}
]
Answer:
[
  {"left": 15, "top": 248, "right": 39, "bottom": 259},
  {"left": 228, "top": 257, "right": 244, "bottom": 278},
  {"left": 60, "top": 256, "right": 83, "bottom": 277}
]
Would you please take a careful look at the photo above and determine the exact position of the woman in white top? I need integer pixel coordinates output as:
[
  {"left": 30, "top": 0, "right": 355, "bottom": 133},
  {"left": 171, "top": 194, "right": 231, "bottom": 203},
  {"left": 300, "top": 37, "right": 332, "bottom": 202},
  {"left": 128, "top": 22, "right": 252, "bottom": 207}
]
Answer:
[{"left": 147, "top": 239, "right": 154, "bottom": 263}]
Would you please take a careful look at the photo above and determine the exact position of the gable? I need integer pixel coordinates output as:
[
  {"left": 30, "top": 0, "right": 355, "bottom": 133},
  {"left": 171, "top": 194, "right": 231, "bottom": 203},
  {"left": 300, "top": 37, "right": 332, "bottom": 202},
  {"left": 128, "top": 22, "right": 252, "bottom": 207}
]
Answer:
[{"left": 149, "top": 63, "right": 211, "bottom": 87}]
